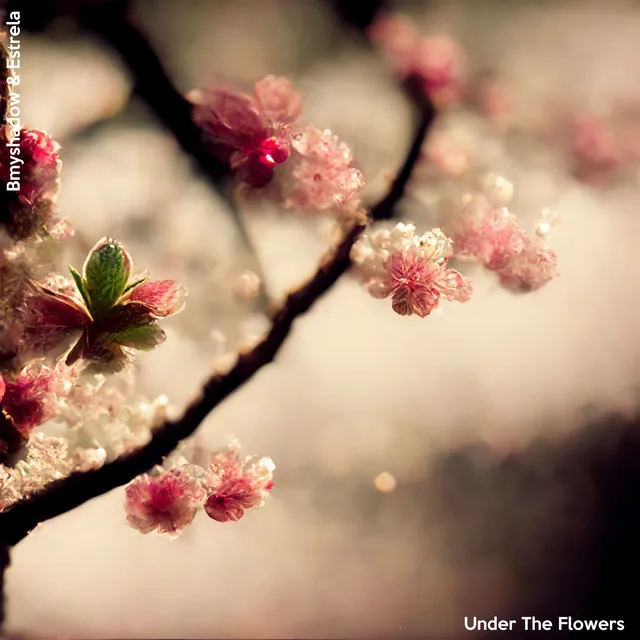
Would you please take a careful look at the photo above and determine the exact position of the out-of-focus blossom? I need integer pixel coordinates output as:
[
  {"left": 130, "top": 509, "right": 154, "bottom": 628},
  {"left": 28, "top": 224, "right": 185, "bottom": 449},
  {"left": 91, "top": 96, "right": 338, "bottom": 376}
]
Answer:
[
  {"left": 369, "top": 13, "right": 464, "bottom": 106},
  {"left": 368, "top": 13, "right": 421, "bottom": 76},
  {"left": 204, "top": 446, "right": 275, "bottom": 523},
  {"left": 423, "top": 135, "right": 472, "bottom": 177},
  {"left": 446, "top": 178, "right": 559, "bottom": 292},
  {"left": 0, "top": 128, "right": 68, "bottom": 240},
  {"left": 192, "top": 75, "right": 301, "bottom": 187},
  {"left": 498, "top": 235, "right": 559, "bottom": 292},
  {"left": 570, "top": 115, "right": 622, "bottom": 180},
  {"left": 473, "top": 76, "right": 511, "bottom": 121},
  {"left": 277, "top": 126, "right": 365, "bottom": 215},
  {"left": 124, "top": 468, "right": 207, "bottom": 538},
  {"left": 451, "top": 195, "right": 526, "bottom": 271},
  {"left": 351, "top": 223, "right": 472, "bottom": 317},
  {"left": 19, "top": 238, "right": 186, "bottom": 372}
]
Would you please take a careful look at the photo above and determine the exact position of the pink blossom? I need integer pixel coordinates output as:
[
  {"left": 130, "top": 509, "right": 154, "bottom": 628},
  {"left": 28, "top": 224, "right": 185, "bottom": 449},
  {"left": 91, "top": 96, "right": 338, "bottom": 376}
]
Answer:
[
  {"left": 192, "top": 76, "right": 302, "bottom": 187},
  {"left": 253, "top": 75, "right": 302, "bottom": 124},
  {"left": 377, "top": 249, "right": 471, "bottom": 317},
  {"left": 124, "top": 469, "right": 207, "bottom": 538},
  {"left": 351, "top": 224, "right": 472, "bottom": 318},
  {"left": 476, "top": 79, "right": 511, "bottom": 120},
  {"left": 279, "top": 126, "right": 365, "bottom": 214},
  {"left": 498, "top": 235, "right": 559, "bottom": 292},
  {"left": 368, "top": 13, "right": 421, "bottom": 76},
  {"left": 204, "top": 449, "right": 275, "bottom": 523},
  {"left": 413, "top": 36, "right": 464, "bottom": 106},
  {"left": 0, "top": 129, "right": 61, "bottom": 204},
  {"left": 369, "top": 14, "right": 463, "bottom": 105},
  {"left": 1, "top": 365, "right": 71, "bottom": 436},
  {"left": 423, "top": 136, "right": 472, "bottom": 177},
  {"left": 570, "top": 115, "right": 622, "bottom": 178},
  {"left": 451, "top": 207, "right": 526, "bottom": 271},
  {"left": 16, "top": 129, "right": 61, "bottom": 203},
  {"left": 0, "top": 375, "right": 4, "bottom": 404},
  {"left": 0, "top": 128, "right": 63, "bottom": 239}
]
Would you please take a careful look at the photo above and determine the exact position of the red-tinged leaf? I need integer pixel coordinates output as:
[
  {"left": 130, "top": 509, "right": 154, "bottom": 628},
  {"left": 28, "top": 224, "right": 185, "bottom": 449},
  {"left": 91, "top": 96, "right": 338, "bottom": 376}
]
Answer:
[
  {"left": 123, "top": 280, "right": 186, "bottom": 317},
  {"left": 27, "top": 283, "right": 91, "bottom": 329}
]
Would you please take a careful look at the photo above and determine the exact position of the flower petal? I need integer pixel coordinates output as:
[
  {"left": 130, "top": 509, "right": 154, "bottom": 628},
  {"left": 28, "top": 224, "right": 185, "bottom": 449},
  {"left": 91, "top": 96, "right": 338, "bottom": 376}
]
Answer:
[
  {"left": 193, "top": 89, "right": 266, "bottom": 149},
  {"left": 253, "top": 75, "right": 302, "bottom": 125}
]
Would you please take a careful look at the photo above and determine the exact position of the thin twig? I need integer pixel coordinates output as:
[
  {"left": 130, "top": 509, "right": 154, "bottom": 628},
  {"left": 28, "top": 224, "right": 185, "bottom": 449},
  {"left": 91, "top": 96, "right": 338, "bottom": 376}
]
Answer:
[{"left": 0, "top": 93, "right": 435, "bottom": 547}]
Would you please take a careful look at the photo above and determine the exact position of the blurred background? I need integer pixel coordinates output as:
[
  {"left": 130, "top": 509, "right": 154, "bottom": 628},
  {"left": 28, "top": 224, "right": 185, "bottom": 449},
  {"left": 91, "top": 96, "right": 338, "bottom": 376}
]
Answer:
[{"left": 5, "top": 0, "right": 640, "bottom": 637}]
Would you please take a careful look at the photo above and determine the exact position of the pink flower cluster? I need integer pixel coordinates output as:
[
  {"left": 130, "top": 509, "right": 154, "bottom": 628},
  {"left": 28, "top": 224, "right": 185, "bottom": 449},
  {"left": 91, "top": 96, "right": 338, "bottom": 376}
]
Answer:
[
  {"left": 192, "top": 75, "right": 301, "bottom": 188},
  {"left": 543, "top": 107, "right": 640, "bottom": 184},
  {"left": 192, "top": 75, "right": 364, "bottom": 215},
  {"left": 124, "top": 443, "right": 275, "bottom": 538},
  {"left": 0, "top": 128, "right": 66, "bottom": 240},
  {"left": 351, "top": 223, "right": 472, "bottom": 317},
  {"left": 450, "top": 176, "right": 559, "bottom": 292},
  {"left": 368, "top": 13, "right": 464, "bottom": 106}
]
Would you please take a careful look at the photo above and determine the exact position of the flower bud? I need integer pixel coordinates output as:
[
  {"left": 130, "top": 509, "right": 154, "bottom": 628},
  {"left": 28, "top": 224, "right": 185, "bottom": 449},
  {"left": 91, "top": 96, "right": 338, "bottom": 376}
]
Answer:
[{"left": 83, "top": 238, "right": 133, "bottom": 317}]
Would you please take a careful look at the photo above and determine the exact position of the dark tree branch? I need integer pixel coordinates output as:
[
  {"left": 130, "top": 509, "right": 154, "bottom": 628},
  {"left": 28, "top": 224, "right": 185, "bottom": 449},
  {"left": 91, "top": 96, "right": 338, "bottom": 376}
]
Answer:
[
  {"left": 0, "top": 91, "right": 435, "bottom": 547},
  {"left": 77, "top": 1, "right": 230, "bottom": 189},
  {"left": 0, "top": 545, "right": 9, "bottom": 629}
]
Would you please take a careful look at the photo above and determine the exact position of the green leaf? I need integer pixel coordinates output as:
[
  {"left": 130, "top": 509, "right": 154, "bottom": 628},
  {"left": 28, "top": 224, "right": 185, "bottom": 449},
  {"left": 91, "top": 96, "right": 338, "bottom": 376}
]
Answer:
[
  {"left": 109, "top": 322, "right": 166, "bottom": 351},
  {"left": 69, "top": 266, "right": 92, "bottom": 312},
  {"left": 83, "top": 238, "right": 132, "bottom": 318}
]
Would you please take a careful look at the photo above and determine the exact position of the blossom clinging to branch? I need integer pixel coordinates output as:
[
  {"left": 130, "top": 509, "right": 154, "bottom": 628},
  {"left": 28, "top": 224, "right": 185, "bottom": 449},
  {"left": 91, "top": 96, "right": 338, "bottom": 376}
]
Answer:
[
  {"left": 191, "top": 75, "right": 302, "bottom": 187},
  {"left": 124, "top": 468, "right": 208, "bottom": 538},
  {"left": 192, "top": 76, "right": 364, "bottom": 216},
  {"left": 278, "top": 126, "right": 365, "bottom": 215},
  {"left": 203, "top": 447, "right": 275, "bottom": 523},
  {"left": 123, "top": 441, "right": 275, "bottom": 537},
  {"left": 351, "top": 223, "right": 472, "bottom": 317}
]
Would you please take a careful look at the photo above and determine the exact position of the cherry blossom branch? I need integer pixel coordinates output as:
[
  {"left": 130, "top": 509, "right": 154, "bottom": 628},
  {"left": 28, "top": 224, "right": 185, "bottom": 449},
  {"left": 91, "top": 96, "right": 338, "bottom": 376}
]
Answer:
[{"left": 0, "top": 91, "right": 435, "bottom": 547}]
